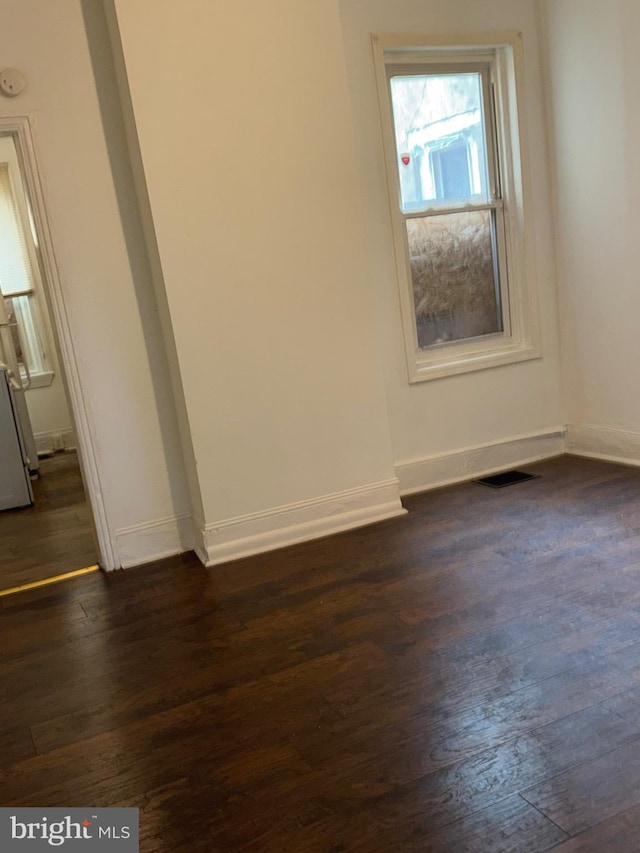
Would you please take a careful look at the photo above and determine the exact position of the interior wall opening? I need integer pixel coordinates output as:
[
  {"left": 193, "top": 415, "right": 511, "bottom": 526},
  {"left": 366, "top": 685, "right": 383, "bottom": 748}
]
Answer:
[{"left": 0, "top": 126, "right": 100, "bottom": 590}]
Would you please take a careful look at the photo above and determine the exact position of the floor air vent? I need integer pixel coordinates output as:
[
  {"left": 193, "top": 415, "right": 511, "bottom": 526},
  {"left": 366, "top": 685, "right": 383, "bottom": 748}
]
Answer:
[{"left": 475, "top": 470, "right": 538, "bottom": 488}]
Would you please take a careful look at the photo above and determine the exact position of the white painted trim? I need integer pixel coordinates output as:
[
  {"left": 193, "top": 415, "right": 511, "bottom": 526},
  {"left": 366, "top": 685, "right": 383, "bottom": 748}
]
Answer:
[
  {"left": 566, "top": 425, "right": 640, "bottom": 469},
  {"left": 396, "top": 427, "right": 566, "bottom": 495},
  {"left": 115, "top": 514, "right": 194, "bottom": 569},
  {"left": 21, "top": 370, "right": 55, "bottom": 389},
  {"left": 35, "top": 428, "right": 75, "bottom": 456},
  {"left": 200, "top": 480, "right": 406, "bottom": 567},
  {"left": 0, "top": 117, "right": 117, "bottom": 569},
  {"left": 189, "top": 514, "right": 209, "bottom": 567}
]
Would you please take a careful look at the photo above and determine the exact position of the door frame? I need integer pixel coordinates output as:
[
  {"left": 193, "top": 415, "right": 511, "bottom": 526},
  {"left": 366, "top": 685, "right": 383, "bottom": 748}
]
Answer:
[{"left": 1, "top": 115, "right": 117, "bottom": 570}]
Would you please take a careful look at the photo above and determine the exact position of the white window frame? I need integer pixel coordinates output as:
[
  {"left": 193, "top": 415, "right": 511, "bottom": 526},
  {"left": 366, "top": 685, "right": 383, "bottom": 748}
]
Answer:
[{"left": 373, "top": 32, "right": 541, "bottom": 382}]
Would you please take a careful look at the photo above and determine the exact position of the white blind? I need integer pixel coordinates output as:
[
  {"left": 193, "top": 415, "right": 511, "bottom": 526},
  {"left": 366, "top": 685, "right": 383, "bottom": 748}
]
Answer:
[{"left": 0, "top": 164, "right": 34, "bottom": 296}]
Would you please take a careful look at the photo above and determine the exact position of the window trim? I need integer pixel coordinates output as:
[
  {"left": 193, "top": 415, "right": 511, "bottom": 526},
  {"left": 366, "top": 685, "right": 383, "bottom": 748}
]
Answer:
[{"left": 373, "top": 31, "right": 541, "bottom": 382}]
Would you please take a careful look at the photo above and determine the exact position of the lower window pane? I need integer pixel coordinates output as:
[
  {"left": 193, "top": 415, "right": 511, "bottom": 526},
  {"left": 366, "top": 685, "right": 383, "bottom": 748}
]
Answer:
[
  {"left": 406, "top": 209, "right": 503, "bottom": 348},
  {"left": 3, "top": 294, "right": 46, "bottom": 376}
]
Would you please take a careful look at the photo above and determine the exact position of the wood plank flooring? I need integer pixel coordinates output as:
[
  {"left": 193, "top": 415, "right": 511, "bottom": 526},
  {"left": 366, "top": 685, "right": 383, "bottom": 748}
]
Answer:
[
  {"left": 0, "top": 450, "right": 98, "bottom": 588},
  {"left": 3, "top": 454, "right": 640, "bottom": 850}
]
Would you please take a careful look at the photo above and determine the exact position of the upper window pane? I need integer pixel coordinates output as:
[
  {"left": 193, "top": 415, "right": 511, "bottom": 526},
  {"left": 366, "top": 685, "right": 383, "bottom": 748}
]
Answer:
[
  {"left": 0, "top": 163, "right": 35, "bottom": 296},
  {"left": 389, "top": 72, "right": 489, "bottom": 212}
]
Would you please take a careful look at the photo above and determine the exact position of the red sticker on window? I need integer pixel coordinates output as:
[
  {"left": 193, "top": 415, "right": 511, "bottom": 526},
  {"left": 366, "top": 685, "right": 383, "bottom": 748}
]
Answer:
[{"left": 401, "top": 153, "right": 411, "bottom": 166}]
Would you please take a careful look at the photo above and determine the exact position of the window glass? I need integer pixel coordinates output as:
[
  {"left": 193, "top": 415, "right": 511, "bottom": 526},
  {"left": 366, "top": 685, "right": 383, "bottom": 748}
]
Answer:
[
  {"left": 4, "top": 294, "right": 47, "bottom": 376},
  {"left": 389, "top": 67, "right": 501, "bottom": 348},
  {"left": 407, "top": 210, "right": 502, "bottom": 348},
  {"left": 0, "top": 150, "right": 51, "bottom": 381},
  {"left": 389, "top": 72, "right": 489, "bottom": 212},
  {"left": 0, "top": 164, "right": 34, "bottom": 295}
]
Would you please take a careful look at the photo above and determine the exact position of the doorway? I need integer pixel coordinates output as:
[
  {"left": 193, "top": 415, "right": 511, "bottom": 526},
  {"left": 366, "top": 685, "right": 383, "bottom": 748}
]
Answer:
[{"left": 0, "top": 121, "right": 102, "bottom": 589}]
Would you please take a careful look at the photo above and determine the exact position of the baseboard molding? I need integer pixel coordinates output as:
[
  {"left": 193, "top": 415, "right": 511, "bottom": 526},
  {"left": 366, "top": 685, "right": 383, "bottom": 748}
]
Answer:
[
  {"left": 115, "top": 514, "right": 194, "bottom": 569},
  {"left": 200, "top": 479, "right": 406, "bottom": 567},
  {"left": 35, "top": 428, "right": 75, "bottom": 455},
  {"left": 190, "top": 519, "right": 209, "bottom": 567},
  {"left": 566, "top": 424, "right": 640, "bottom": 468},
  {"left": 395, "top": 427, "right": 567, "bottom": 495},
  {"left": 107, "top": 425, "right": 640, "bottom": 570}
]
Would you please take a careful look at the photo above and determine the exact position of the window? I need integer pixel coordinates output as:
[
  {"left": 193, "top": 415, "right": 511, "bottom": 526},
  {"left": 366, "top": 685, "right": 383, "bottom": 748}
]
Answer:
[
  {"left": 0, "top": 140, "right": 53, "bottom": 388},
  {"left": 373, "top": 33, "right": 540, "bottom": 381}
]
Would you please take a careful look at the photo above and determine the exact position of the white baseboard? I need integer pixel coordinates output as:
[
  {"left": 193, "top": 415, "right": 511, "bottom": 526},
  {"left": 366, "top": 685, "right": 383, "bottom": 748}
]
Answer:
[
  {"left": 566, "top": 424, "right": 640, "bottom": 468},
  {"left": 107, "top": 425, "right": 640, "bottom": 571},
  {"left": 35, "top": 428, "right": 75, "bottom": 455},
  {"left": 200, "top": 479, "right": 406, "bottom": 567},
  {"left": 395, "top": 427, "right": 567, "bottom": 495},
  {"left": 115, "top": 514, "right": 194, "bottom": 569},
  {"left": 190, "top": 518, "right": 209, "bottom": 567}
]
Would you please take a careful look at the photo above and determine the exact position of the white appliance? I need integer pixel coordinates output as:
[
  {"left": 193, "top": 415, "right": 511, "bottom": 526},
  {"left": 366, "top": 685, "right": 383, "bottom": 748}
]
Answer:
[
  {"left": 0, "top": 294, "right": 38, "bottom": 475},
  {"left": 0, "top": 364, "right": 33, "bottom": 510}
]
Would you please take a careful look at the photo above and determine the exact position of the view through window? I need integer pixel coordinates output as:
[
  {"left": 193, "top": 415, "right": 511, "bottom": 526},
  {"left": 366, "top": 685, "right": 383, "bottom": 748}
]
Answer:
[
  {"left": 389, "top": 68, "right": 503, "bottom": 349},
  {"left": 0, "top": 147, "right": 52, "bottom": 385}
]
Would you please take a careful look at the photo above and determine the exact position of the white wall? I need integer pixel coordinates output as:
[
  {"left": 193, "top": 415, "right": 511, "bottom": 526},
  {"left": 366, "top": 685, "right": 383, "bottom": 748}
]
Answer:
[
  {"left": 541, "top": 0, "right": 640, "bottom": 464},
  {"left": 339, "top": 0, "right": 565, "bottom": 491},
  {"left": 0, "top": 0, "right": 192, "bottom": 566},
  {"left": 0, "top": 0, "right": 575, "bottom": 571},
  {"left": 26, "top": 380, "right": 74, "bottom": 453},
  {"left": 108, "top": 0, "right": 404, "bottom": 565}
]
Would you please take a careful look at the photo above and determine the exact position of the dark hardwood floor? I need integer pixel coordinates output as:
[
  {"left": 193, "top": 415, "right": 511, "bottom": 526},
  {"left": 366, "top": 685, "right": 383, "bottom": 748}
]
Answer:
[
  {"left": 0, "top": 450, "right": 98, "bottom": 588},
  {"left": 3, "top": 454, "right": 640, "bottom": 850}
]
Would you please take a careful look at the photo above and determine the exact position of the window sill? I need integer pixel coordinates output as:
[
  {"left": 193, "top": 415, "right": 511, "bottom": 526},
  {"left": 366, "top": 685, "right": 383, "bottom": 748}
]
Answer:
[
  {"left": 21, "top": 370, "right": 55, "bottom": 389},
  {"left": 409, "top": 337, "right": 541, "bottom": 383}
]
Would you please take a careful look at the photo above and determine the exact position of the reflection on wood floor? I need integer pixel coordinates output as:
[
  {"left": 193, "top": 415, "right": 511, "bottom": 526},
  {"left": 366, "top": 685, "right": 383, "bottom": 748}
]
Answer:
[{"left": 0, "top": 450, "right": 97, "bottom": 588}]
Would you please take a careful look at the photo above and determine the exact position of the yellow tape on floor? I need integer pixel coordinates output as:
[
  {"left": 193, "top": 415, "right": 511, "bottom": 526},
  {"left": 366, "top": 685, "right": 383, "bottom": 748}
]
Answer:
[{"left": 0, "top": 564, "right": 100, "bottom": 598}]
